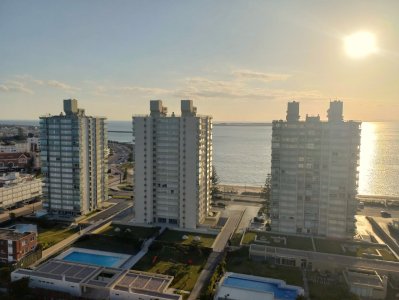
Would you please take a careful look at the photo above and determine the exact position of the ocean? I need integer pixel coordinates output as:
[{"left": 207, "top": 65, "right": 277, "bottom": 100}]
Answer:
[{"left": 1, "top": 120, "right": 398, "bottom": 196}]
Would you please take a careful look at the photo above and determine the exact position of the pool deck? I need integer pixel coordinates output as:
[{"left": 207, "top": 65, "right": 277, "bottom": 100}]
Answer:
[{"left": 214, "top": 272, "right": 304, "bottom": 300}]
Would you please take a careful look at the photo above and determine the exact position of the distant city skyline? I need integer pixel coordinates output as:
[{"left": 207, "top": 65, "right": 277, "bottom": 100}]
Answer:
[{"left": 1, "top": 0, "right": 398, "bottom": 121}]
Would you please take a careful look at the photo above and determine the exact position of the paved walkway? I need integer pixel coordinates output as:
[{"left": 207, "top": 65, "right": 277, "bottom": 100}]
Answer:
[
  {"left": 301, "top": 268, "right": 310, "bottom": 299},
  {"left": 33, "top": 204, "right": 133, "bottom": 267},
  {"left": 120, "top": 227, "right": 166, "bottom": 270},
  {"left": 188, "top": 210, "right": 244, "bottom": 300}
]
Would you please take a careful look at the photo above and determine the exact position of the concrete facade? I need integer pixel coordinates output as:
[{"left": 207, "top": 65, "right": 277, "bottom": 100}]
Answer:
[
  {"left": 12, "top": 259, "right": 182, "bottom": 300},
  {"left": 0, "top": 227, "right": 37, "bottom": 263},
  {"left": 270, "top": 101, "right": 361, "bottom": 238},
  {"left": 133, "top": 100, "right": 212, "bottom": 229},
  {"left": 0, "top": 172, "right": 42, "bottom": 209},
  {"left": 40, "top": 99, "right": 108, "bottom": 218}
]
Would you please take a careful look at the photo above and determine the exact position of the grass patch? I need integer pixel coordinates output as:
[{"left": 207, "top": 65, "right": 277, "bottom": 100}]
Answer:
[
  {"left": 73, "top": 234, "right": 141, "bottom": 255},
  {"left": 314, "top": 238, "right": 398, "bottom": 261},
  {"left": 230, "top": 232, "right": 243, "bottom": 247},
  {"left": 38, "top": 226, "right": 78, "bottom": 250},
  {"left": 111, "top": 195, "right": 132, "bottom": 199},
  {"left": 134, "top": 242, "right": 210, "bottom": 291},
  {"left": 226, "top": 247, "right": 303, "bottom": 286},
  {"left": 242, "top": 232, "right": 257, "bottom": 245},
  {"left": 308, "top": 282, "right": 359, "bottom": 300},
  {"left": 243, "top": 231, "right": 314, "bottom": 251},
  {"left": 314, "top": 238, "right": 344, "bottom": 255},
  {"left": 157, "top": 229, "right": 216, "bottom": 248},
  {"left": 99, "top": 224, "right": 160, "bottom": 240}
]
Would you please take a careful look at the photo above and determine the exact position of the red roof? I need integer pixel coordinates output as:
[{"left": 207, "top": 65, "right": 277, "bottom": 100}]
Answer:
[{"left": 0, "top": 152, "right": 31, "bottom": 159}]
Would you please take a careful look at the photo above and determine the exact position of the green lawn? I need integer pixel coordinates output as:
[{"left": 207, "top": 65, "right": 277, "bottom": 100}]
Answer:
[
  {"left": 99, "top": 224, "right": 160, "bottom": 240},
  {"left": 314, "top": 238, "right": 345, "bottom": 255},
  {"left": 38, "top": 226, "right": 78, "bottom": 250},
  {"left": 73, "top": 234, "right": 141, "bottom": 255},
  {"left": 314, "top": 238, "right": 398, "bottom": 261},
  {"left": 226, "top": 248, "right": 303, "bottom": 286},
  {"left": 356, "top": 246, "right": 398, "bottom": 261},
  {"left": 230, "top": 232, "right": 243, "bottom": 247},
  {"left": 308, "top": 282, "right": 359, "bottom": 300},
  {"left": 242, "top": 231, "right": 314, "bottom": 251},
  {"left": 157, "top": 229, "right": 216, "bottom": 248},
  {"left": 134, "top": 242, "right": 210, "bottom": 291},
  {"left": 242, "top": 232, "right": 257, "bottom": 245},
  {"left": 111, "top": 195, "right": 132, "bottom": 199}
]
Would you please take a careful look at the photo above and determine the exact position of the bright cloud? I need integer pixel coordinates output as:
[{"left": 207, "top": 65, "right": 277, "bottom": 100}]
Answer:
[
  {"left": 233, "top": 70, "right": 292, "bottom": 82},
  {"left": 0, "top": 81, "right": 34, "bottom": 94}
]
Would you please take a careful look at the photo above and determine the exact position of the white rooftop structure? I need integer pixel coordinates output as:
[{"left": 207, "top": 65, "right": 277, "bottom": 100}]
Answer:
[{"left": 12, "top": 259, "right": 182, "bottom": 300}]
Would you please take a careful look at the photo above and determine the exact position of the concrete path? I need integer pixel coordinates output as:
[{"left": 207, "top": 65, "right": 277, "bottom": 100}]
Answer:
[
  {"left": 301, "top": 268, "right": 310, "bottom": 299},
  {"left": 188, "top": 210, "right": 244, "bottom": 300},
  {"left": 120, "top": 227, "right": 166, "bottom": 270},
  {"left": 33, "top": 203, "right": 133, "bottom": 267}
]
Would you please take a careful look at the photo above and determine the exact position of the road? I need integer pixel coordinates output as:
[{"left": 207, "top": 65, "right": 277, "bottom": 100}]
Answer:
[
  {"left": 108, "top": 142, "right": 132, "bottom": 165},
  {"left": 359, "top": 206, "right": 399, "bottom": 219},
  {"left": 87, "top": 199, "right": 131, "bottom": 222},
  {"left": 188, "top": 210, "right": 244, "bottom": 300}
]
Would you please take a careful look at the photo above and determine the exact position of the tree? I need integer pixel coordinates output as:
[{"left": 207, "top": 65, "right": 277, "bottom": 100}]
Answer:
[
  {"left": 8, "top": 277, "right": 30, "bottom": 299},
  {"left": 260, "top": 173, "right": 271, "bottom": 216},
  {"left": 211, "top": 166, "right": 220, "bottom": 200},
  {"left": 16, "top": 127, "right": 25, "bottom": 141},
  {"left": 123, "top": 167, "right": 128, "bottom": 181}
]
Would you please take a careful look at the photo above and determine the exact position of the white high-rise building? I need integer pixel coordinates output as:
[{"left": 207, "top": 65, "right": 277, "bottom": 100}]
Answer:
[
  {"left": 133, "top": 100, "right": 212, "bottom": 229},
  {"left": 40, "top": 99, "right": 107, "bottom": 218},
  {"left": 270, "top": 101, "right": 361, "bottom": 239}
]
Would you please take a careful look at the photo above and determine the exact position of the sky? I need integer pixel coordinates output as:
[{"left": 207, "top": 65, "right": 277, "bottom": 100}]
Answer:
[{"left": 0, "top": 0, "right": 398, "bottom": 121}]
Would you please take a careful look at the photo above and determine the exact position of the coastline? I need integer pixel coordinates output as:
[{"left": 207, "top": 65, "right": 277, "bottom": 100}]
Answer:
[
  {"left": 219, "top": 184, "right": 262, "bottom": 194},
  {"left": 219, "top": 185, "right": 399, "bottom": 201}
]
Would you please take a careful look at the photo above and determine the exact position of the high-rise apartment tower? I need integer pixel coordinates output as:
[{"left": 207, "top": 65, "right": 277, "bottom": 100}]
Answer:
[
  {"left": 133, "top": 100, "right": 212, "bottom": 229},
  {"left": 40, "top": 99, "right": 107, "bottom": 218},
  {"left": 270, "top": 101, "right": 361, "bottom": 238}
]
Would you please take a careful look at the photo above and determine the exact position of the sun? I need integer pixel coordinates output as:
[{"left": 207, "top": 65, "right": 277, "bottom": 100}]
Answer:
[{"left": 344, "top": 31, "right": 378, "bottom": 59}]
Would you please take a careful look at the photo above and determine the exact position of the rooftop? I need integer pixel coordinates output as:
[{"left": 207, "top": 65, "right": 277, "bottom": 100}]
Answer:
[
  {"left": 0, "top": 228, "right": 34, "bottom": 241},
  {"left": 345, "top": 268, "right": 385, "bottom": 288},
  {"left": 113, "top": 270, "right": 179, "bottom": 299},
  {"left": 13, "top": 259, "right": 181, "bottom": 300}
]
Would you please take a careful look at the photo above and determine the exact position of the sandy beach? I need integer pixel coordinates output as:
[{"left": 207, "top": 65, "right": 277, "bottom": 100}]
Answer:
[{"left": 219, "top": 184, "right": 262, "bottom": 194}]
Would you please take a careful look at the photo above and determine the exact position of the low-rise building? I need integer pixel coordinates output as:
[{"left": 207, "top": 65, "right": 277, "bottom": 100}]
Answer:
[
  {"left": 0, "top": 152, "right": 32, "bottom": 171},
  {"left": 26, "top": 137, "right": 40, "bottom": 152},
  {"left": 214, "top": 272, "right": 304, "bottom": 300},
  {"left": 11, "top": 259, "right": 182, "bottom": 300},
  {"left": 0, "top": 172, "right": 42, "bottom": 209},
  {"left": 343, "top": 268, "right": 388, "bottom": 299},
  {"left": 0, "top": 142, "right": 28, "bottom": 153},
  {"left": 0, "top": 226, "right": 38, "bottom": 263}
]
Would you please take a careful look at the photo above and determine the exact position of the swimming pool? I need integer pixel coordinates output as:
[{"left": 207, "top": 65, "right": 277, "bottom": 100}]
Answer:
[
  {"left": 62, "top": 251, "right": 125, "bottom": 268},
  {"left": 223, "top": 275, "right": 299, "bottom": 300}
]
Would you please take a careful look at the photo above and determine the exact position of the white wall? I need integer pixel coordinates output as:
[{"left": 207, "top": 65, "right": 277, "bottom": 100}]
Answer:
[{"left": 11, "top": 272, "right": 82, "bottom": 297}]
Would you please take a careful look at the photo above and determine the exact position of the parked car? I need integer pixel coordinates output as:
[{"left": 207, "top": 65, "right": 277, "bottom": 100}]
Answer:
[{"left": 380, "top": 211, "right": 392, "bottom": 218}]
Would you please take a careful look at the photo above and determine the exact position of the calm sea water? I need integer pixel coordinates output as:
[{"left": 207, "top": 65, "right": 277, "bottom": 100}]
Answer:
[{"left": 1, "top": 120, "right": 398, "bottom": 196}]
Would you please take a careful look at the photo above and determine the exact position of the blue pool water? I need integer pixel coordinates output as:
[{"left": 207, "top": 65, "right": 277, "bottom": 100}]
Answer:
[
  {"left": 224, "top": 276, "right": 298, "bottom": 300},
  {"left": 62, "top": 251, "right": 123, "bottom": 267}
]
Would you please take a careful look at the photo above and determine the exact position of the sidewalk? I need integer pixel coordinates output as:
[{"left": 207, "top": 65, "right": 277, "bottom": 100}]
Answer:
[{"left": 119, "top": 227, "right": 166, "bottom": 270}]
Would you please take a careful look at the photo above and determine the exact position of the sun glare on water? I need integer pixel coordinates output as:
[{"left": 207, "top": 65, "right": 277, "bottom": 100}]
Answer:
[{"left": 344, "top": 31, "right": 378, "bottom": 59}]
